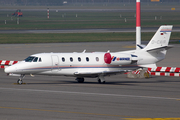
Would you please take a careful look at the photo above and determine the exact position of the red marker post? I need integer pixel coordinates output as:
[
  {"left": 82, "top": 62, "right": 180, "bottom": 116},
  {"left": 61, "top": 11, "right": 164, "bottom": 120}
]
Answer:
[
  {"left": 47, "top": 8, "right": 49, "bottom": 19},
  {"left": 136, "top": 0, "right": 141, "bottom": 50}
]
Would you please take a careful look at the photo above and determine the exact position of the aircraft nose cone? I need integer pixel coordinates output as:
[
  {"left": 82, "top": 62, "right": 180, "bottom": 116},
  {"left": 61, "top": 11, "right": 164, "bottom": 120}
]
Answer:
[{"left": 4, "top": 66, "right": 16, "bottom": 73}]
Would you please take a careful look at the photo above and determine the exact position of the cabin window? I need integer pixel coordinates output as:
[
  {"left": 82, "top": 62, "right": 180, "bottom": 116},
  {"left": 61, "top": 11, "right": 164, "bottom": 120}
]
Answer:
[
  {"left": 86, "top": 57, "right": 89, "bottom": 62},
  {"left": 62, "top": 57, "right": 65, "bottom": 62},
  {"left": 78, "top": 57, "right": 81, "bottom": 62},
  {"left": 70, "top": 57, "right": 73, "bottom": 62},
  {"left": 96, "top": 57, "right": 99, "bottom": 62},
  {"left": 33, "top": 57, "right": 38, "bottom": 62}
]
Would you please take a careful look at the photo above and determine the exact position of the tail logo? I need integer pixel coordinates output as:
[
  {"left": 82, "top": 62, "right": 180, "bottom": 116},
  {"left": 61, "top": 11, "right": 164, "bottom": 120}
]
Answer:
[
  {"left": 160, "top": 28, "right": 172, "bottom": 32},
  {"left": 111, "top": 56, "right": 130, "bottom": 61}
]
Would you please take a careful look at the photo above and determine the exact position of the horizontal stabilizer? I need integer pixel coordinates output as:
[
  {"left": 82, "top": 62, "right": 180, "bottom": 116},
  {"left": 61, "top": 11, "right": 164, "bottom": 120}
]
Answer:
[
  {"left": 147, "top": 45, "right": 173, "bottom": 52},
  {"left": 147, "top": 46, "right": 167, "bottom": 52}
]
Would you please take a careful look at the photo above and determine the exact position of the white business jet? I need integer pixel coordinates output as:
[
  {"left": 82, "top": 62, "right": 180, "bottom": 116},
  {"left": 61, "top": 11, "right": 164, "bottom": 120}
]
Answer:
[{"left": 4, "top": 25, "right": 173, "bottom": 84}]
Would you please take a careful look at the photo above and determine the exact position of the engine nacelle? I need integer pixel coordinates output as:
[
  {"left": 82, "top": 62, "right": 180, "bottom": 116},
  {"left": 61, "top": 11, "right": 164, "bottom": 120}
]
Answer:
[{"left": 104, "top": 53, "right": 137, "bottom": 65}]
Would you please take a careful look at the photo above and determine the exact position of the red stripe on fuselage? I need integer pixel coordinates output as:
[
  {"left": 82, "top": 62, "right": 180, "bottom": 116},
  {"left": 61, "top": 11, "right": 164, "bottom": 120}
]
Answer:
[{"left": 20, "top": 64, "right": 139, "bottom": 71}]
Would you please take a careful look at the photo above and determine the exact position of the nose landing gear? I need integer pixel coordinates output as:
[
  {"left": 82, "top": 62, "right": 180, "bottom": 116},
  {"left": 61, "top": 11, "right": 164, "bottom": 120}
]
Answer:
[{"left": 17, "top": 74, "right": 25, "bottom": 85}]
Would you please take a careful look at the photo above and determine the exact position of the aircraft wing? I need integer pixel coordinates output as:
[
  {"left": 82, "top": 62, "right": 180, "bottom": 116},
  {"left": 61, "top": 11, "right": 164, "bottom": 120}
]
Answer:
[{"left": 74, "top": 70, "right": 130, "bottom": 78}]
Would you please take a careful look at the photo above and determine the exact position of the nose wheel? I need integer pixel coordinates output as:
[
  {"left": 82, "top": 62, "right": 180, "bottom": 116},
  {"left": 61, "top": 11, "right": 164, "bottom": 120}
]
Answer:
[
  {"left": 17, "top": 79, "right": 23, "bottom": 85},
  {"left": 17, "top": 74, "right": 25, "bottom": 85}
]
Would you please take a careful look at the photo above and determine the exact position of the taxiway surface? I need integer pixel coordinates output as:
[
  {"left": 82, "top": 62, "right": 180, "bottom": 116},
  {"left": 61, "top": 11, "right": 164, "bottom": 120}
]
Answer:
[
  {"left": 1, "top": 27, "right": 180, "bottom": 33},
  {"left": 0, "top": 42, "right": 180, "bottom": 120}
]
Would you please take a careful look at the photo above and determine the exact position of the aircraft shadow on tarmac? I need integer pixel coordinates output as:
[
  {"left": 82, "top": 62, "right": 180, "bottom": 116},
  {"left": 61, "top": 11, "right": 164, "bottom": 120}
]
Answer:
[{"left": 25, "top": 77, "right": 180, "bottom": 86}]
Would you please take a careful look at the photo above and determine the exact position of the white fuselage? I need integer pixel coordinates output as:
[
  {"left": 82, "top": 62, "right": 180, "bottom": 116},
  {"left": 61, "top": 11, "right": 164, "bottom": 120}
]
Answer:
[{"left": 4, "top": 49, "right": 165, "bottom": 78}]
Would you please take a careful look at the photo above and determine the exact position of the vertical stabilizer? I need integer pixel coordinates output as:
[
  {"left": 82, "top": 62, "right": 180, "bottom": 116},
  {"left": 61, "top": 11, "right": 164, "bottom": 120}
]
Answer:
[
  {"left": 136, "top": 0, "right": 141, "bottom": 50},
  {"left": 144, "top": 25, "right": 173, "bottom": 51}
]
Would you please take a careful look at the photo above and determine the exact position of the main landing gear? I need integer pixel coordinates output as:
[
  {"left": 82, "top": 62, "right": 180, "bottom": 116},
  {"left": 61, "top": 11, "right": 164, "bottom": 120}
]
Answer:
[
  {"left": 17, "top": 74, "right": 25, "bottom": 85},
  {"left": 98, "top": 76, "right": 106, "bottom": 84},
  {"left": 76, "top": 77, "right": 84, "bottom": 83},
  {"left": 75, "top": 76, "right": 106, "bottom": 84}
]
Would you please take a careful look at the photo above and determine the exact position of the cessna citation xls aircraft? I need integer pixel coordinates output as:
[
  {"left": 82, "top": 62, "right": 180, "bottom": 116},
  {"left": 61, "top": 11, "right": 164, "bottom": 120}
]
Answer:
[{"left": 4, "top": 25, "right": 173, "bottom": 84}]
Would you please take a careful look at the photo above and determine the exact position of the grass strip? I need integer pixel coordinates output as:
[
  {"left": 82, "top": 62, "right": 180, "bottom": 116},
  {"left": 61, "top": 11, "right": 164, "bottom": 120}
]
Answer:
[{"left": 0, "top": 32, "right": 179, "bottom": 44}]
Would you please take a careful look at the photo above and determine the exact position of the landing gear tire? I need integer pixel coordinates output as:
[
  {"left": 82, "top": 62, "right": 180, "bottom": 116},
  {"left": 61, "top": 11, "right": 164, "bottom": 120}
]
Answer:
[
  {"left": 76, "top": 78, "right": 84, "bottom": 83},
  {"left": 17, "top": 74, "right": 25, "bottom": 85},
  {"left": 17, "top": 79, "right": 23, "bottom": 85},
  {"left": 98, "top": 79, "right": 105, "bottom": 84}
]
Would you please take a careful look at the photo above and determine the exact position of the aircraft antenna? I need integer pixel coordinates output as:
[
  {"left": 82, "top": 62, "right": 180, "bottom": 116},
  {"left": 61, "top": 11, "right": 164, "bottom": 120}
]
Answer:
[{"left": 82, "top": 50, "right": 86, "bottom": 53}]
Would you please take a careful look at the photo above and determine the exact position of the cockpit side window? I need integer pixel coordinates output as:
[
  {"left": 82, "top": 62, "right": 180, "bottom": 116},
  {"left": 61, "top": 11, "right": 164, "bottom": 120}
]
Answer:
[
  {"left": 39, "top": 58, "right": 42, "bottom": 62},
  {"left": 24, "top": 56, "right": 35, "bottom": 62},
  {"left": 33, "top": 57, "right": 38, "bottom": 62}
]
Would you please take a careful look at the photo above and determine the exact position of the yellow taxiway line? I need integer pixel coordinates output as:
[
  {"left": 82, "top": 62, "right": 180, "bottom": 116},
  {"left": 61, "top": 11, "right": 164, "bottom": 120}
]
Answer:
[{"left": 125, "top": 118, "right": 180, "bottom": 120}]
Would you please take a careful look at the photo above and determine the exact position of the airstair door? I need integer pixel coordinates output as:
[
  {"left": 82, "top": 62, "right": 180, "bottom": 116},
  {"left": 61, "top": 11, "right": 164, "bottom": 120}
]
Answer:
[{"left": 51, "top": 55, "right": 59, "bottom": 72}]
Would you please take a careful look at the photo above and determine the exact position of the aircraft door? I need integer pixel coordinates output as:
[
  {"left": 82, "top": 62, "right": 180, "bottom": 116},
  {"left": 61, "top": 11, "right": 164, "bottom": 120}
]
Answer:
[{"left": 51, "top": 55, "right": 59, "bottom": 72}]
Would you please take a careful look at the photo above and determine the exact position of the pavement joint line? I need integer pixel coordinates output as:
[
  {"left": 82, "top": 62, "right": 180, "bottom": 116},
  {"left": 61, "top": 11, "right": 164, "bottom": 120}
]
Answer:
[
  {"left": 0, "top": 106, "right": 138, "bottom": 118},
  {"left": 0, "top": 87, "right": 179, "bottom": 101}
]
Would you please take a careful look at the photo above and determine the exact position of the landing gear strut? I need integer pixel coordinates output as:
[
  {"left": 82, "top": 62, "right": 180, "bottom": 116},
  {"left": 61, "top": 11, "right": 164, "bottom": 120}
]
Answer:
[
  {"left": 17, "top": 74, "right": 25, "bottom": 85},
  {"left": 98, "top": 76, "right": 106, "bottom": 84},
  {"left": 76, "top": 77, "right": 84, "bottom": 83}
]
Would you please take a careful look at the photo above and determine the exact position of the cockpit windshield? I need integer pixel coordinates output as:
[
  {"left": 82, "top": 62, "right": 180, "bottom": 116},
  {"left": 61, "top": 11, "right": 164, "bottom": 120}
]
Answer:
[
  {"left": 24, "top": 56, "right": 42, "bottom": 62},
  {"left": 24, "top": 56, "right": 35, "bottom": 62},
  {"left": 33, "top": 57, "right": 38, "bottom": 62}
]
